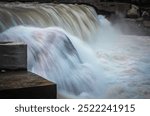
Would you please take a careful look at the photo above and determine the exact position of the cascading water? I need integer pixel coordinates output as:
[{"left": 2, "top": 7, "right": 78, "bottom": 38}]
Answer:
[
  {"left": 0, "top": 3, "right": 150, "bottom": 98},
  {"left": 0, "top": 3, "right": 99, "bottom": 41},
  {"left": 0, "top": 26, "right": 107, "bottom": 98}
]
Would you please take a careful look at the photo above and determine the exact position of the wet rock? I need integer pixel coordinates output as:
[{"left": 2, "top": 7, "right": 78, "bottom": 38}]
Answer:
[
  {"left": 127, "top": 5, "right": 140, "bottom": 18},
  {"left": 142, "top": 11, "right": 150, "bottom": 20}
]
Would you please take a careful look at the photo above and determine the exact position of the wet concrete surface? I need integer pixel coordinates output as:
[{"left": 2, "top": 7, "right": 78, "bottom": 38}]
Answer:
[
  {"left": 0, "top": 71, "right": 57, "bottom": 99},
  {"left": 0, "top": 42, "right": 27, "bottom": 70}
]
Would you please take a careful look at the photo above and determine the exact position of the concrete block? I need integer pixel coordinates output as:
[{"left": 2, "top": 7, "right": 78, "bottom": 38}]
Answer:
[
  {"left": 0, "top": 71, "right": 57, "bottom": 99},
  {"left": 0, "top": 42, "right": 27, "bottom": 71}
]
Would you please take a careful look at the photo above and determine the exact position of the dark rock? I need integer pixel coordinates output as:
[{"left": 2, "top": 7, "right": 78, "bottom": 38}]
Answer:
[
  {"left": 126, "top": 4, "right": 140, "bottom": 18},
  {"left": 142, "top": 11, "right": 150, "bottom": 20}
]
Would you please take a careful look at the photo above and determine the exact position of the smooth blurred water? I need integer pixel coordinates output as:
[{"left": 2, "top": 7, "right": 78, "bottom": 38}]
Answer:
[
  {"left": 0, "top": 3, "right": 99, "bottom": 41},
  {"left": 0, "top": 3, "right": 150, "bottom": 98},
  {"left": 0, "top": 26, "right": 108, "bottom": 98}
]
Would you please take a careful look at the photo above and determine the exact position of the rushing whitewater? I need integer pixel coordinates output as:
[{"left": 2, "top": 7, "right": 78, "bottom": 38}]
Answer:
[
  {"left": 0, "top": 26, "right": 107, "bottom": 98},
  {"left": 0, "top": 3, "right": 150, "bottom": 98}
]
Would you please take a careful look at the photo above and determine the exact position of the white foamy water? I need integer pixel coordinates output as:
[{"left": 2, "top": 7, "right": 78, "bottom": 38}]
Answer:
[
  {"left": 0, "top": 26, "right": 108, "bottom": 98},
  {"left": 96, "top": 35, "right": 150, "bottom": 98},
  {"left": 0, "top": 3, "right": 150, "bottom": 98}
]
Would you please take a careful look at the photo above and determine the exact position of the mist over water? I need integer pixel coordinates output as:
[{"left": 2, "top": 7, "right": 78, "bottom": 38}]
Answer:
[{"left": 0, "top": 3, "right": 150, "bottom": 98}]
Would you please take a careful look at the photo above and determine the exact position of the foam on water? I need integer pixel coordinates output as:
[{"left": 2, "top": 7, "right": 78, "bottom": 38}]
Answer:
[
  {"left": 0, "top": 26, "right": 109, "bottom": 98},
  {"left": 0, "top": 3, "right": 150, "bottom": 98}
]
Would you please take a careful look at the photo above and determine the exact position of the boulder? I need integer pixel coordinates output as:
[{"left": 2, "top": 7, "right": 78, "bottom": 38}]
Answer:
[
  {"left": 142, "top": 11, "right": 150, "bottom": 20},
  {"left": 127, "top": 5, "right": 140, "bottom": 18}
]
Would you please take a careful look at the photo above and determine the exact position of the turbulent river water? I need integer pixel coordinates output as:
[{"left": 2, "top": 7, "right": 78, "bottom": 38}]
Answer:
[{"left": 0, "top": 3, "right": 150, "bottom": 98}]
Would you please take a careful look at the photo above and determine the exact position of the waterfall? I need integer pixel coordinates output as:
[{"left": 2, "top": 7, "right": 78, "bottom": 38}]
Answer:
[
  {"left": 0, "top": 3, "right": 150, "bottom": 99},
  {"left": 0, "top": 26, "right": 107, "bottom": 98},
  {"left": 0, "top": 2, "right": 100, "bottom": 41}
]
